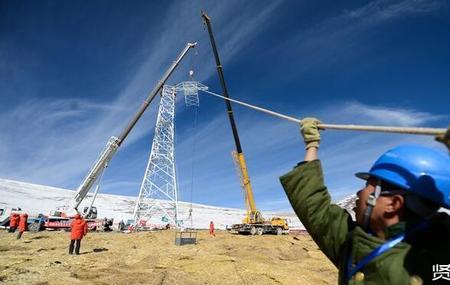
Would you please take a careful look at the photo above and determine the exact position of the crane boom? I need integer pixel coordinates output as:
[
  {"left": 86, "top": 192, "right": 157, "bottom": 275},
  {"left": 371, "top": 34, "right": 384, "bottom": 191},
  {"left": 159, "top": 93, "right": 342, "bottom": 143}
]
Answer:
[
  {"left": 117, "top": 42, "right": 197, "bottom": 145},
  {"left": 201, "top": 12, "right": 262, "bottom": 223},
  {"left": 69, "top": 42, "right": 197, "bottom": 212},
  {"left": 69, "top": 137, "right": 119, "bottom": 210}
]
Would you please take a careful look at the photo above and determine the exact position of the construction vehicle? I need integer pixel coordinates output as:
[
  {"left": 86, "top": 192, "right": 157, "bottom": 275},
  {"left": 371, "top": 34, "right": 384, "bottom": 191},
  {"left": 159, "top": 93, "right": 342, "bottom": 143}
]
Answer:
[
  {"left": 47, "top": 43, "right": 197, "bottom": 222},
  {"left": 0, "top": 207, "right": 65, "bottom": 232},
  {"left": 201, "top": 12, "right": 288, "bottom": 235},
  {"left": 0, "top": 207, "right": 22, "bottom": 228}
]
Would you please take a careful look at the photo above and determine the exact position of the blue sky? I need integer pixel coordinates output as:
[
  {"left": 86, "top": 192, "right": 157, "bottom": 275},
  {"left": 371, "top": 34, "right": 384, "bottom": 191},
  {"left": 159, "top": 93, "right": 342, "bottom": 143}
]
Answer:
[{"left": 1, "top": 0, "right": 449, "bottom": 212}]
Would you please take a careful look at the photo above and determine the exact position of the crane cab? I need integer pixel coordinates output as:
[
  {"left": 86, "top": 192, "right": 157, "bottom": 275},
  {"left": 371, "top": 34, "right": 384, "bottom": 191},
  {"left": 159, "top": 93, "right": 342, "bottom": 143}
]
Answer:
[{"left": 82, "top": 206, "right": 97, "bottom": 219}]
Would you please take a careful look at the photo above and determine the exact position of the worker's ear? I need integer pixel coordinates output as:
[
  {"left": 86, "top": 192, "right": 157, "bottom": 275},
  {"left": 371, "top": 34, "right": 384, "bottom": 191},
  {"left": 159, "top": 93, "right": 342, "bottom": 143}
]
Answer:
[{"left": 385, "top": 195, "right": 404, "bottom": 214}]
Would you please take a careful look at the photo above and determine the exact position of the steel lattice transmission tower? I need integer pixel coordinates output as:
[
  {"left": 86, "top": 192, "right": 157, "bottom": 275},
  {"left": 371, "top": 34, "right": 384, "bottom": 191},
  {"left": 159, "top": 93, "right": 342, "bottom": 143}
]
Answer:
[
  {"left": 133, "top": 85, "right": 179, "bottom": 227},
  {"left": 133, "top": 80, "right": 207, "bottom": 229},
  {"left": 176, "top": 81, "right": 207, "bottom": 106}
]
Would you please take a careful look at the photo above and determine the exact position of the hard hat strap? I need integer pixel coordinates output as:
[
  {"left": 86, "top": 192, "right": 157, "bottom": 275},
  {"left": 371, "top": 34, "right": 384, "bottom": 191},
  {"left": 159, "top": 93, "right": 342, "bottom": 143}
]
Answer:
[{"left": 362, "top": 183, "right": 382, "bottom": 231}]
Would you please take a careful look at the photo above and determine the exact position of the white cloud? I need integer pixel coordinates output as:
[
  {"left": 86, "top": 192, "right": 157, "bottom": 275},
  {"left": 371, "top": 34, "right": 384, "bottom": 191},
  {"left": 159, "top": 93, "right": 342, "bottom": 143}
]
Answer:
[
  {"left": 213, "top": 1, "right": 283, "bottom": 62},
  {"left": 1, "top": 1, "right": 447, "bottom": 213},
  {"left": 273, "top": 0, "right": 445, "bottom": 74},
  {"left": 345, "top": 0, "right": 444, "bottom": 20},
  {"left": 342, "top": 102, "right": 445, "bottom": 126},
  {"left": 171, "top": 96, "right": 447, "bottom": 209},
  {"left": 0, "top": 2, "right": 284, "bottom": 193}
]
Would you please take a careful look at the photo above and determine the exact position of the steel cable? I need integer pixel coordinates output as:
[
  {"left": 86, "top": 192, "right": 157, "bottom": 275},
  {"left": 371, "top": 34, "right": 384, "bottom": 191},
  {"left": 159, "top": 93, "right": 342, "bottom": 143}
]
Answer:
[{"left": 201, "top": 90, "right": 446, "bottom": 136}]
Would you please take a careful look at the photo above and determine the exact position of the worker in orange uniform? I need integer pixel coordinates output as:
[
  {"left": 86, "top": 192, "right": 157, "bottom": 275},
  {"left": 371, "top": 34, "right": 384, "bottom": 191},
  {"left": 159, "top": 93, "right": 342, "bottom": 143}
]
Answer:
[
  {"left": 209, "top": 221, "right": 216, "bottom": 237},
  {"left": 69, "top": 214, "right": 88, "bottom": 255},
  {"left": 16, "top": 213, "right": 28, "bottom": 239},
  {"left": 8, "top": 213, "right": 19, "bottom": 233}
]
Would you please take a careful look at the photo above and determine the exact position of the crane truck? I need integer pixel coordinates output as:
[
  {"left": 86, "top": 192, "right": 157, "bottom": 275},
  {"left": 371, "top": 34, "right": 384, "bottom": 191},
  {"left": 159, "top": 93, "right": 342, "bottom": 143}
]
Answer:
[
  {"left": 201, "top": 12, "right": 288, "bottom": 236},
  {"left": 44, "top": 43, "right": 197, "bottom": 229}
]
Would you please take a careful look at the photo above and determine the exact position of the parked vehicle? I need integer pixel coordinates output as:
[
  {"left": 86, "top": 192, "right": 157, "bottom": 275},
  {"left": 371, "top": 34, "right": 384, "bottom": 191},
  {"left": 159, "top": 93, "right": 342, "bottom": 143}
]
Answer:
[{"left": 0, "top": 207, "right": 22, "bottom": 228}]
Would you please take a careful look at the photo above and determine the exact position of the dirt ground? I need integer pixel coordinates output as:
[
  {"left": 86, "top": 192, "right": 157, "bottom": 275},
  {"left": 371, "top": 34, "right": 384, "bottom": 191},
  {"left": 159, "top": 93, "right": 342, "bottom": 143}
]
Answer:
[{"left": 0, "top": 229, "right": 337, "bottom": 285}]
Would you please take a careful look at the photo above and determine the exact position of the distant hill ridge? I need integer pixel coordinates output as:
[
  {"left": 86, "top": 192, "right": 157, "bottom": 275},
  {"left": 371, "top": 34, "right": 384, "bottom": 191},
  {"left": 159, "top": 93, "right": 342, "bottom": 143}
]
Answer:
[{"left": 0, "top": 178, "right": 306, "bottom": 230}]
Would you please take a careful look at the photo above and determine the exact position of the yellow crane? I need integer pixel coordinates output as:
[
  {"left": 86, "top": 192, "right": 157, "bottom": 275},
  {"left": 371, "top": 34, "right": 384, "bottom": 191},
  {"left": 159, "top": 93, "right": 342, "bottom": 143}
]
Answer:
[{"left": 202, "top": 12, "right": 288, "bottom": 235}]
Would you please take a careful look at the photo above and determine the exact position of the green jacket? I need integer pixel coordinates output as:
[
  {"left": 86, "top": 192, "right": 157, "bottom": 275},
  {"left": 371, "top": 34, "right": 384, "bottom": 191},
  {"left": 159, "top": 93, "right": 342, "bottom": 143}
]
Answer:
[{"left": 280, "top": 160, "right": 450, "bottom": 285}]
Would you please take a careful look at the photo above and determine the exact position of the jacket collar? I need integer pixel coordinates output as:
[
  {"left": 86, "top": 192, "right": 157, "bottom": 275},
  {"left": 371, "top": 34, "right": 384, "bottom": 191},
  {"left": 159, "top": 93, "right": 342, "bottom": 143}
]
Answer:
[{"left": 384, "top": 222, "right": 406, "bottom": 239}]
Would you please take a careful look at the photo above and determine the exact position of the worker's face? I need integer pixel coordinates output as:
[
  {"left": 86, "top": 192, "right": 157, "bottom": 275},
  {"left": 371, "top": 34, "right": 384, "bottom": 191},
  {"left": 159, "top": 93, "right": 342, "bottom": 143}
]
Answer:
[
  {"left": 354, "top": 179, "right": 377, "bottom": 226},
  {"left": 354, "top": 178, "right": 404, "bottom": 230}
]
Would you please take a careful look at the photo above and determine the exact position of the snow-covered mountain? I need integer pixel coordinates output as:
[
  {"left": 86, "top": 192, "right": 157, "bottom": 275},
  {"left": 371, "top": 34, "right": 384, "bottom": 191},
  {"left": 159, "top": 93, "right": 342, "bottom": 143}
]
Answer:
[
  {"left": 0, "top": 178, "right": 305, "bottom": 230},
  {"left": 336, "top": 194, "right": 356, "bottom": 219},
  {"left": 1, "top": 178, "right": 375, "bottom": 230}
]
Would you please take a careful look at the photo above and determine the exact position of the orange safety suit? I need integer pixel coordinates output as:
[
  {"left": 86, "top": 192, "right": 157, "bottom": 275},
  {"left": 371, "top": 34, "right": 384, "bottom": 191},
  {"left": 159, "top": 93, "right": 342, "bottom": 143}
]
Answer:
[
  {"left": 16, "top": 213, "right": 28, "bottom": 239},
  {"left": 69, "top": 214, "right": 88, "bottom": 255},
  {"left": 8, "top": 213, "right": 20, "bottom": 233},
  {"left": 10, "top": 213, "right": 19, "bottom": 228},
  {"left": 70, "top": 214, "right": 88, "bottom": 240},
  {"left": 18, "top": 213, "right": 28, "bottom": 232},
  {"left": 209, "top": 221, "right": 215, "bottom": 237}
]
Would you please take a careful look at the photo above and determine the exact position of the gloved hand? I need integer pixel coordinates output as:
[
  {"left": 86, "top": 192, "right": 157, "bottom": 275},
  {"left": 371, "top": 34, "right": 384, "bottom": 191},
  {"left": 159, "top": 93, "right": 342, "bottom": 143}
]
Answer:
[
  {"left": 300, "top": 117, "right": 322, "bottom": 149},
  {"left": 435, "top": 124, "right": 450, "bottom": 154}
]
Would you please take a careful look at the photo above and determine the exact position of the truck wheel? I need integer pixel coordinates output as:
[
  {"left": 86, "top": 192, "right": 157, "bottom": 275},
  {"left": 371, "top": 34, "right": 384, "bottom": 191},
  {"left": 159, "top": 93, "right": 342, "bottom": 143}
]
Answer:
[
  {"left": 256, "top": 227, "right": 263, "bottom": 236},
  {"left": 250, "top": 226, "right": 257, "bottom": 236},
  {"left": 28, "top": 223, "right": 41, "bottom": 232},
  {"left": 276, "top": 227, "right": 282, "bottom": 236}
]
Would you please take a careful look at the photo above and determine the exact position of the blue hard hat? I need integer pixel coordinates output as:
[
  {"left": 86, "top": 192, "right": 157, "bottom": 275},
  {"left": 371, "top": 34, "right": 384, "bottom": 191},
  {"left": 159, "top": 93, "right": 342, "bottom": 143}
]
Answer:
[{"left": 355, "top": 145, "right": 450, "bottom": 209}]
